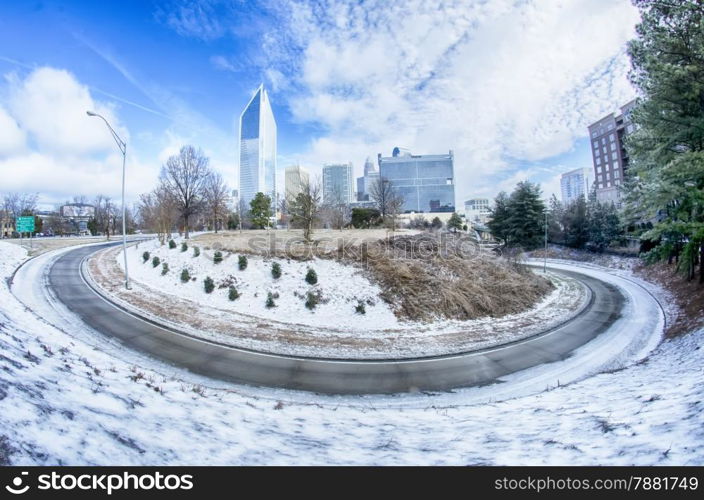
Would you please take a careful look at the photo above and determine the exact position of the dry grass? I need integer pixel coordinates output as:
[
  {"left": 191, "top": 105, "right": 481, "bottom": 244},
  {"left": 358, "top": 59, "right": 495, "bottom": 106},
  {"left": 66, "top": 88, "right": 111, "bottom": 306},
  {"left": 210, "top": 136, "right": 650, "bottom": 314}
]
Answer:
[
  {"left": 191, "top": 228, "right": 419, "bottom": 256},
  {"left": 3, "top": 235, "right": 107, "bottom": 256},
  {"left": 356, "top": 234, "right": 555, "bottom": 321}
]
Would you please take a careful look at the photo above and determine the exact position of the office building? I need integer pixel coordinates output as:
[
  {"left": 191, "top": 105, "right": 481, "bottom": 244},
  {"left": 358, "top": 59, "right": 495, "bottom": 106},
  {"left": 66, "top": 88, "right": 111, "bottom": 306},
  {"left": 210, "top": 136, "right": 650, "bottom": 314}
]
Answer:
[
  {"left": 239, "top": 84, "right": 277, "bottom": 207},
  {"left": 587, "top": 100, "right": 636, "bottom": 204},
  {"left": 464, "top": 198, "right": 491, "bottom": 226},
  {"left": 323, "top": 163, "right": 354, "bottom": 204},
  {"left": 377, "top": 148, "right": 455, "bottom": 213},
  {"left": 560, "top": 168, "right": 587, "bottom": 204},
  {"left": 284, "top": 165, "right": 309, "bottom": 202},
  {"left": 356, "top": 157, "right": 379, "bottom": 201}
]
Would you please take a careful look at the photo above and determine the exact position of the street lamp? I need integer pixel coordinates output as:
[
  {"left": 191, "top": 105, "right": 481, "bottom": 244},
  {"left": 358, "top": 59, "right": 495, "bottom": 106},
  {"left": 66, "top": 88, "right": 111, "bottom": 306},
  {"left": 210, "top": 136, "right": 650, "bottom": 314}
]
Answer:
[{"left": 87, "top": 110, "right": 131, "bottom": 290}]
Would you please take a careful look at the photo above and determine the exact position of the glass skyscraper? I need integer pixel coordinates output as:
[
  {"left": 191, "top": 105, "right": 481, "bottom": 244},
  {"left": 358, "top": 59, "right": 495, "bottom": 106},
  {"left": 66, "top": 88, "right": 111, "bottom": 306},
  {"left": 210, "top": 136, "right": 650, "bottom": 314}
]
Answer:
[
  {"left": 377, "top": 149, "right": 455, "bottom": 213},
  {"left": 239, "top": 84, "right": 277, "bottom": 208},
  {"left": 322, "top": 163, "right": 354, "bottom": 204}
]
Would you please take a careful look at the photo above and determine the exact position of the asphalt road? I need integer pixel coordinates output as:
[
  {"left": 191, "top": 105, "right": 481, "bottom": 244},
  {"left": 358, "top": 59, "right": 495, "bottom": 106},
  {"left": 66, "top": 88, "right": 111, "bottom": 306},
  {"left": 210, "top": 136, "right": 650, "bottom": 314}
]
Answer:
[{"left": 47, "top": 242, "right": 625, "bottom": 395}]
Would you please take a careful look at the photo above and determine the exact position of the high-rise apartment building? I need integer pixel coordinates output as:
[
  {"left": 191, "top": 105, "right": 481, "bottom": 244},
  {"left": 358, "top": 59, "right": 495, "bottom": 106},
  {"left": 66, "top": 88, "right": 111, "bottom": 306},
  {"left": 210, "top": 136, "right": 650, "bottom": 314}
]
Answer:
[
  {"left": 322, "top": 163, "right": 354, "bottom": 204},
  {"left": 239, "top": 84, "right": 277, "bottom": 208},
  {"left": 377, "top": 148, "right": 455, "bottom": 213},
  {"left": 587, "top": 100, "right": 635, "bottom": 204},
  {"left": 560, "top": 168, "right": 587, "bottom": 204},
  {"left": 284, "top": 165, "right": 309, "bottom": 202}
]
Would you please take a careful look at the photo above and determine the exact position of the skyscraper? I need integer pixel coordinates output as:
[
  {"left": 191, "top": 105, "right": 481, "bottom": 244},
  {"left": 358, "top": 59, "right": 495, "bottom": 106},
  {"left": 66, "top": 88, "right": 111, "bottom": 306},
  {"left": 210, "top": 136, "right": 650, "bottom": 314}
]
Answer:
[
  {"left": 284, "top": 165, "right": 309, "bottom": 202},
  {"left": 587, "top": 100, "right": 635, "bottom": 204},
  {"left": 356, "top": 156, "right": 379, "bottom": 201},
  {"left": 239, "top": 84, "right": 277, "bottom": 208},
  {"left": 322, "top": 163, "right": 354, "bottom": 204},
  {"left": 377, "top": 148, "right": 455, "bottom": 213},
  {"left": 560, "top": 168, "right": 587, "bottom": 204}
]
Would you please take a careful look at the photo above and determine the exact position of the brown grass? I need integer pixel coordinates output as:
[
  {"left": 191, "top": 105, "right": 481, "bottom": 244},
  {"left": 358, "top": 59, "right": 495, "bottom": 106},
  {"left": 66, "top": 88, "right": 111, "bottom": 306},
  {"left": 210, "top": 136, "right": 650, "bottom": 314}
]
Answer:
[{"left": 355, "top": 234, "right": 554, "bottom": 321}]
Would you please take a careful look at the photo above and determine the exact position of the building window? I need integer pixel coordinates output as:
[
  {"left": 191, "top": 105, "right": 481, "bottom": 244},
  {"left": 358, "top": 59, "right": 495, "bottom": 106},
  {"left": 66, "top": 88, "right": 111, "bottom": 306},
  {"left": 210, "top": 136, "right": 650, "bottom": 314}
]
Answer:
[
  {"left": 612, "top": 152, "right": 618, "bottom": 160},
  {"left": 602, "top": 147, "right": 607, "bottom": 155},
  {"left": 593, "top": 141, "right": 598, "bottom": 148},
  {"left": 601, "top": 138, "right": 606, "bottom": 145},
  {"left": 610, "top": 142, "right": 617, "bottom": 151},
  {"left": 597, "top": 166, "right": 602, "bottom": 173},
  {"left": 609, "top": 133, "right": 615, "bottom": 142},
  {"left": 596, "top": 157, "right": 601, "bottom": 165},
  {"left": 614, "top": 170, "right": 620, "bottom": 179}
]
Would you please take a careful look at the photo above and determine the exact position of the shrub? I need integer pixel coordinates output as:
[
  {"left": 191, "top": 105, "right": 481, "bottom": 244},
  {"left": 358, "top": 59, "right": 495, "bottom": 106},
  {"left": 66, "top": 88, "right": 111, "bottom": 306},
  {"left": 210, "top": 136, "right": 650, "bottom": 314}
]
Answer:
[
  {"left": 181, "top": 242, "right": 188, "bottom": 252},
  {"left": 161, "top": 262, "right": 169, "bottom": 276},
  {"left": 213, "top": 251, "right": 223, "bottom": 264},
  {"left": 228, "top": 286, "right": 240, "bottom": 301},
  {"left": 238, "top": 255, "right": 248, "bottom": 270},
  {"left": 271, "top": 262, "right": 282, "bottom": 279},
  {"left": 305, "top": 291, "right": 319, "bottom": 310},
  {"left": 180, "top": 268, "right": 190, "bottom": 283},
  {"left": 355, "top": 301, "right": 366, "bottom": 315},
  {"left": 142, "top": 251, "right": 150, "bottom": 263},
  {"left": 305, "top": 268, "right": 318, "bottom": 285},
  {"left": 169, "top": 239, "right": 176, "bottom": 249},
  {"left": 152, "top": 256, "right": 160, "bottom": 268},
  {"left": 265, "top": 292, "right": 276, "bottom": 308},
  {"left": 193, "top": 246, "right": 200, "bottom": 257},
  {"left": 204, "top": 276, "right": 215, "bottom": 294}
]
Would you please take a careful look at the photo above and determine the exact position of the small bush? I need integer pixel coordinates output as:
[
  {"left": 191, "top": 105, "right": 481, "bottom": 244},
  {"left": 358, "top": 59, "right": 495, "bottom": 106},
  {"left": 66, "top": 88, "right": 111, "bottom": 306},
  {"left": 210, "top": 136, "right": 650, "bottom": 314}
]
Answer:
[
  {"left": 355, "top": 301, "right": 366, "bottom": 315},
  {"left": 142, "top": 251, "right": 150, "bottom": 263},
  {"left": 204, "top": 276, "right": 215, "bottom": 294},
  {"left": 181, "top": 242, "right": 188, "bottom": 252},
  {"left": 305, "top": 268, "right": 318, "bottom": 285},
  {"left": 180, "top": 268, "right": 190, "bottom": 283},
  {"left": 169, "top": 239, "right": 176, "bottom": 249},
  {"left": 265, "top": 292, "right": 276, "bottom": 308},
  {"left": 228, "top": 286, "right": 239, "bottom": 301},
  {"left": 161, "top": 262, "right": 169, "bottom": 276},
  {"left": 213, "top": 251, "right": 223, "bottom": 264},
  {"left": 305, "top": 291, "right": 319, "bottom": 310},
  {"left": 152, "top": 256, "right": 160, "bottom": 268},
  {"left": 238, "top": 255, "right": 248, "bottom": 270},
  {"left": 271, "top": 262, "right": 282, "bottom": 279},
  {"left": 193, "top": 246, "right": 200, "bottom": 257}
]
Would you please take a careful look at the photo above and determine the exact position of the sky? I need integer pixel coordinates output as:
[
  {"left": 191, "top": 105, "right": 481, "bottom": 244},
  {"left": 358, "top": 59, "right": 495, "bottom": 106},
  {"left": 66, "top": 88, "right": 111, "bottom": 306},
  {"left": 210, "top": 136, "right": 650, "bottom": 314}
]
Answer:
[{"left": 0, "top": 0, "right": 641, "bottom": 210}]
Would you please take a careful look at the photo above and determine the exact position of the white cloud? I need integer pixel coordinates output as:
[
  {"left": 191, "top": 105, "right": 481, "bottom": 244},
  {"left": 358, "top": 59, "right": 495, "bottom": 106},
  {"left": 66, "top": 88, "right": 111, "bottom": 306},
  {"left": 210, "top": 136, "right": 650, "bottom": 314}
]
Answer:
[
  {"left": 0, "top": 67, "right": 154, "bottom": 206},
  {"left": 0, "top": 106, "right": 26, "bottom": 156},
  {"left": 262, "top": 0, "right": 639, "bottom": 202}
]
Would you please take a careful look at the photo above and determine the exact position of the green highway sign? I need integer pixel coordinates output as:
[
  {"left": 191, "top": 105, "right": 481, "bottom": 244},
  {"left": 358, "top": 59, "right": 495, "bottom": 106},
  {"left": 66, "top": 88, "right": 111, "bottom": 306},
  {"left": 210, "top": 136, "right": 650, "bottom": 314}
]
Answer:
[{"left": 16, "top": 216, "right": 35, "bottom": 233}]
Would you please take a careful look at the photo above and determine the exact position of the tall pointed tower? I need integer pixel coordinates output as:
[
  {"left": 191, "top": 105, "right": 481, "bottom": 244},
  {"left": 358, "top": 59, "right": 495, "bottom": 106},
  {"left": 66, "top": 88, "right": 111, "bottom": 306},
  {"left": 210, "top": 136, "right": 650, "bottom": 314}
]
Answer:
[{"left": 238, "top": 84, "right": 277, "bottom": 208}]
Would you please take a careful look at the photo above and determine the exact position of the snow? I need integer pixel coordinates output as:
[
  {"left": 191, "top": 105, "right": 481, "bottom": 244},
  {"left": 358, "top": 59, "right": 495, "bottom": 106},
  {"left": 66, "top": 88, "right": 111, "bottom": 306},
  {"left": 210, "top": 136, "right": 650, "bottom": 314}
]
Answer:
[
  {"left": 1, "top": 240, "right": 702, "bottom": 465},
  {"left": 82, "top": 238, "right": 589, "bottom": 359}
]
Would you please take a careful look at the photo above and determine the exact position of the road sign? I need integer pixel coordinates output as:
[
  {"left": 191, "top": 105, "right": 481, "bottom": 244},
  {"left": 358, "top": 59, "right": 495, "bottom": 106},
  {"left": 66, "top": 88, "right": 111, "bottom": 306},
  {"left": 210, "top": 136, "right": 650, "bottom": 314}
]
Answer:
[{"left": 16, "top": 216, "right": 35, "bottom": 233}]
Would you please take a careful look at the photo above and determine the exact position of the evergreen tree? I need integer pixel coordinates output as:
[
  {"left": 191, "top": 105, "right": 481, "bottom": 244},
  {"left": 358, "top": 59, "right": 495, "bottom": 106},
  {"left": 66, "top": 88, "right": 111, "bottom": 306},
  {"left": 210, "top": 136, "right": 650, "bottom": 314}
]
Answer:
[
  {"left": 447, "top": 212, "right": 463, "bottom": 233},
  {"left": 488, "top": 191, "right": 511, "bottom": 245},
  {"left": 624, "top": 0, "right": 704, "bottom": 281},
  {"left": 563, "top": 197, "right": 589, "bottom": 249},
  {"left": 249, "top": 192, "right": 273, "bottom": 229}
]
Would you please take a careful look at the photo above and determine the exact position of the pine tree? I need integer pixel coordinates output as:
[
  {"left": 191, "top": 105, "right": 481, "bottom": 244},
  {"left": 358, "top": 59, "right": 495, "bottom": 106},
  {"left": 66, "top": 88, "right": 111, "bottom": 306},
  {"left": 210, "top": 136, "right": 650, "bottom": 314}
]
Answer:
[
  {"left": 447, "top": 212, "right": 463, "bottom": 233},
  {"left": 624, "top": 0, "right": 704, "bottom": 282},
  {"left": 249, "top": 192, "right": 273, "bottom": 229}
]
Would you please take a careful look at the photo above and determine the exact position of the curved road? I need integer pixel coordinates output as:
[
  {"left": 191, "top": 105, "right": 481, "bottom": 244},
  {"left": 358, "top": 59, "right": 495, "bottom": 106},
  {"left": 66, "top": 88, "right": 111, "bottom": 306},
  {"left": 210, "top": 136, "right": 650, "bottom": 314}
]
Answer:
[{"left": 36, "top": 241, "right": 634, "bottom": 395}]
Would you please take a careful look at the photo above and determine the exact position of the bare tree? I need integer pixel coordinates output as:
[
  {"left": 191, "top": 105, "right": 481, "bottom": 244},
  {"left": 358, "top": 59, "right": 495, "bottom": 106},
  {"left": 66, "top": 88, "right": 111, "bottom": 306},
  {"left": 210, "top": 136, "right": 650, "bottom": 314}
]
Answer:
[
  {"left": 3, "top": 192, "right": 38, "bottom": 221},
  {"left": 369, "top": 178, "right": 404, "bottom": 231},
  {"left": 160, "top": 145, "right": 211, "bottom": 239},
  {"left": 324, "top": 186, "right": 350, "bottom": 231},
  {"left": 289, "top": 178, "right": 322, "bottom": 242},
  {"left": 138, "top": 185, "right": 179, "bottom": 245},
  {"left": 278, "top": 196, "right": 290, "bottom": 230},
  {"left": 93, "top": 194, "right": 115, "bottom": 240},
  {"left": 202, "top": 172, "right": 230, "bottom": 233}
]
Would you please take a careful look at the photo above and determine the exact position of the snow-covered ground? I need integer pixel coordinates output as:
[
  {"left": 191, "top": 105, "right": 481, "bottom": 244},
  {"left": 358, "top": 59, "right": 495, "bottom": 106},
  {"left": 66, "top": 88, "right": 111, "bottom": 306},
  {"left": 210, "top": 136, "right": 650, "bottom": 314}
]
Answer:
[
  {"left": 81, "top": 238, "right": 588, "bottom": 358},
  {"left": 1, "top": 240, "right": 702, "bottom": 465}
]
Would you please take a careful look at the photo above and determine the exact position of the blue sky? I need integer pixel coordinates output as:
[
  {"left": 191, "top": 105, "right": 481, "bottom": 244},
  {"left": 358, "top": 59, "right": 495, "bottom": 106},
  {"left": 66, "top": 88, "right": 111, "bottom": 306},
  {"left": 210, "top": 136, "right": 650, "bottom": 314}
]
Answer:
[{"left": 0, "top": 0, "right": 640, "bottom": 208}]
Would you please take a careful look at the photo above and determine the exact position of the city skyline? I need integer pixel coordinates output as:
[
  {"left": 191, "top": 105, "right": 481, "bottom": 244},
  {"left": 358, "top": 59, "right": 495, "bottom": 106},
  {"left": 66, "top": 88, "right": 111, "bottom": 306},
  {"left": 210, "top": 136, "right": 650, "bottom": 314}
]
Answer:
[{"left": 0, "top": 0, "right": 640, "bottom": 209}]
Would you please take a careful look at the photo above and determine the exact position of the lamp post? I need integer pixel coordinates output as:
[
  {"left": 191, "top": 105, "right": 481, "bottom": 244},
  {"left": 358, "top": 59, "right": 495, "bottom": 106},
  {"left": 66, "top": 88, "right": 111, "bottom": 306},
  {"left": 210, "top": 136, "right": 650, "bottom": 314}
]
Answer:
[
  {"left": 544, "top": 208, "right": 548, "bottom": 274},
  {"left": 87, "top": 111, "right": 131, "bottom": 290}
]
